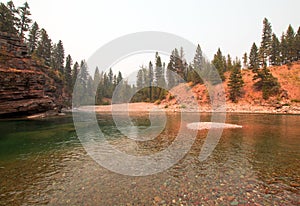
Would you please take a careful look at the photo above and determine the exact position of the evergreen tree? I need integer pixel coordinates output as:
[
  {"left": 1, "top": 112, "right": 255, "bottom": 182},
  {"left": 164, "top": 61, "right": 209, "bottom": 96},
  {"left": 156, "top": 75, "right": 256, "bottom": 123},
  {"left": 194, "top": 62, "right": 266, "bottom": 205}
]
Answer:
[
  {"left": 28, "top": 21, "right": 39, "bottom": 54},
  {"left": 93, "top": 66, "right": 100, "bottom": 91},
  {"left": 149, "top": 61, "right": 154, "bottom": 101},
  {"left": 212, "top": 48, "right": 226, "bottom": 81},
  {"left": 108, "top": 68, "right": 113, "bottom": 85},
  {"left": 64, "top": 54, "right": 72, "bottom": 92},
  {"left": 227, "top": 54, "right": 233, "bottom": 71},
  {"left": 285, "top": 24, "right": 296, "bottom": 63},
  {"left": 280, "top": 33, "right": 288, "bottom": 65},
  {"left": 192, "top": 44, "right": 204, "bottom": 84},
  {"left": 174, "top": 48, "right": 185, "bottom": 79},
  {"left": 296, "top": 27, "right": 300, "bottom": 61},
  {"left": 249, "top": 43, "right": 259, "bottom": 71},
  {"left": 228, "top": 60, "right": 244, "bottom": 103},
  {"left": 0, "top": 2, "right": 17, "bottom": 34},
  {"left": 155, "top": 53, "right": 165, "bottom": 87},
  {"left": 79, "top": 60, "right": 88, "bottom": 87},
  {"left": 72, "top": 61, "right": 79, "bottom": 88},
  {"left": 117, "top": 71, "right": 123, "bottom": 85},
  {"left": 155, "top": 53, "right": 167, "bottom": 100},
  {"left": 270, "top": 33, "right": 281, "bottom": 66},
  {"left": 166, "top": 50, "right": 177, "bottom": 88},
  {"left": 51, "top": 40, "right": 65, "bottom": 72},
  {"left": 136, "top": 69, "right": 144, "bottom": 90},
  {"left": 253, "top": 64, "right": 280, "bottom": 100},
  {"left": 6, "top": 1, "right": 19, "bottom": 30},
  {"left": 17, "top": 1, "right": 32, "bottom": 39},
  {"left": 259, "top": 18, "right": 272, "bottom": 66},
  {"left": 87, "top": 76, "right": 94, "bottom": 102},
  {"left": 242, "top": 52, "right": 248, "bottom": 69},
  {"left": 36, "top": 28, "right": 52, "bottom": 66}
]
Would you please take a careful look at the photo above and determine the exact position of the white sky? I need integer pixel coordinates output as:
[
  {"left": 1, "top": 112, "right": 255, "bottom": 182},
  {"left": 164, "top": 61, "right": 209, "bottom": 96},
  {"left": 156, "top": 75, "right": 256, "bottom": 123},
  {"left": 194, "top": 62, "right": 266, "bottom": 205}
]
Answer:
[{"left": 10, "top": 0, "right": 300, "bottom": 77}]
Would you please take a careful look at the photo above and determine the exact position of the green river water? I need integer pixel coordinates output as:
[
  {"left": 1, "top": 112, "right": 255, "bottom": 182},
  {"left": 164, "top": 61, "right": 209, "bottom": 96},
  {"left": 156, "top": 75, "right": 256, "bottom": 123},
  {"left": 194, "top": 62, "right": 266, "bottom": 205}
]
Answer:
[{"left": 0, "top": 113, "right": 299, "bottom": 205}]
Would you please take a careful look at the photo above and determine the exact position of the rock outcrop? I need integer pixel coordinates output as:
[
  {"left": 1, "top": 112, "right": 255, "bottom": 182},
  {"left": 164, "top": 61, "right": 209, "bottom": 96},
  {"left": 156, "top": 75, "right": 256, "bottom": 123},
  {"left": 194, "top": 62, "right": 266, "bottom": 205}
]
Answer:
[{"left": 0, "top": 32, "right": 65, "bottom": 118}]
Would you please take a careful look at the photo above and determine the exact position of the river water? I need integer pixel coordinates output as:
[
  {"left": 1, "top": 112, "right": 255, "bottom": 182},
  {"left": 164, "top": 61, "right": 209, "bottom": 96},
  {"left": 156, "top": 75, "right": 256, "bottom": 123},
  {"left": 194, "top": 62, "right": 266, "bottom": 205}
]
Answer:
[{"left": 0, "top": 113, "right": 299, "bottom": 205}]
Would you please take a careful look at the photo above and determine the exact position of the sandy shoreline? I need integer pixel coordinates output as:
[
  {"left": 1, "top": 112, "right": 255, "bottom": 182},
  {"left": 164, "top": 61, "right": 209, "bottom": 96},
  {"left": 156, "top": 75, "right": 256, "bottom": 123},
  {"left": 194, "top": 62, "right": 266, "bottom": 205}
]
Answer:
[{"left": 76, "top": 102, "right": 300, "bottom": 114}]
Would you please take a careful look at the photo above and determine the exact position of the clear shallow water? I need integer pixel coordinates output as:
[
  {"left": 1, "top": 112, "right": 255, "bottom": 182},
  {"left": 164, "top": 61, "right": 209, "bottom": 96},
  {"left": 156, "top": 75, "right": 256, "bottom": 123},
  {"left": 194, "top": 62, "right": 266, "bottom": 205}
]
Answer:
[{"left": 0, "top": 113, "right": 299, "bottom": 205}]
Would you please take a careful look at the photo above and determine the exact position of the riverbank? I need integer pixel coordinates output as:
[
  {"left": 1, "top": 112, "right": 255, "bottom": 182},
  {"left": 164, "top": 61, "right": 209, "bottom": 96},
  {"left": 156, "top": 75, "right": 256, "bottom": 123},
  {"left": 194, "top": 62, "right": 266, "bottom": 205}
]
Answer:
[{"left": 76, "top": 102, "right": 300, "bottom": 114}]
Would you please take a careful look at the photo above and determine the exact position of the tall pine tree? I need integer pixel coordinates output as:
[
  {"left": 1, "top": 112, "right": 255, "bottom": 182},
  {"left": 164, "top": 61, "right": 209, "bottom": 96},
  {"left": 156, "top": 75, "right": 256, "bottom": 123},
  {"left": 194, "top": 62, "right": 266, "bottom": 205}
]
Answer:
[
  {"left": 17, "top": 2, "right": 32, "bottom": 39},
  {"left": 64, "top": 54, "right": 72, "bottom": 93},
  {"left": 249, "top": 43, "right": 259, "bottom": 71},
  {"left": 212, "top": 48, "right": 226, "bottom": 81},
  {"left": 36, "top": 28, "right": 52, "bottom": 66},
  {"left": 270, "top": 33, "right": 281, "bottom": 66},
  {"left": 296, "top": 27, "right": 300, "bottom": 61},
  {"left": 28, "top": 21, "right": 39, "bottom": 54},
  {"left": 0, "top": 2, "right": 17, "bottom": 34},
  {"left": 259, "top": 18, "right": 272, "bottom": 66},
  {"left": 228, "top": 60, "right": 244, "bottom": 103},
  {"left": 51, "top": 40, "right": 65, "bottom": 72},
  {"left": 285, "top": 25, "right": 296, "bottom": 63}
]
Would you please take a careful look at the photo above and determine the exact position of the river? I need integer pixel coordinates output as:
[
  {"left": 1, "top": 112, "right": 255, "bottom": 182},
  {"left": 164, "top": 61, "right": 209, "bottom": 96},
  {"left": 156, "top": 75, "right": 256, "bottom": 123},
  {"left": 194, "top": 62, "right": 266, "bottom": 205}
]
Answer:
[{"left": 0, "top": 113, "right": 299, "bottom": 205}]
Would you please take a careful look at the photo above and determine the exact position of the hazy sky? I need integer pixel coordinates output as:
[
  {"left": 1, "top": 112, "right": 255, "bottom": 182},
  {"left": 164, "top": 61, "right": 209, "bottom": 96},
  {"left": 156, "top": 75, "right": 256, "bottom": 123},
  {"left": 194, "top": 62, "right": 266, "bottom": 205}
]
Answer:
[{"left": 12, "top": 0, "right": 300, "bottom": 75}]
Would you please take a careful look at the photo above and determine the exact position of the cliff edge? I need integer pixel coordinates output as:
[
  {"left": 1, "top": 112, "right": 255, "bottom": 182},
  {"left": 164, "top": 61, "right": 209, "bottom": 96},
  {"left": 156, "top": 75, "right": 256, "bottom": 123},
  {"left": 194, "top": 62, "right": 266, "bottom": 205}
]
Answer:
[{"left": 0, "top": 32, "right": 65, "bottom": 118}]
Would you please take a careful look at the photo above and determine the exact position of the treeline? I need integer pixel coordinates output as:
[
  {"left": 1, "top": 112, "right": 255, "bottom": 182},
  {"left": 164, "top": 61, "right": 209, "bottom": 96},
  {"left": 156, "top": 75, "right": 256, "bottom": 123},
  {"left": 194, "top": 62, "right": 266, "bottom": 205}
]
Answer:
[
  {"left": 1, "top": 2, "right": 299, "bottom": 105},
  {"left": 136, "top": 18, "right": 299, "bottom": 103}
]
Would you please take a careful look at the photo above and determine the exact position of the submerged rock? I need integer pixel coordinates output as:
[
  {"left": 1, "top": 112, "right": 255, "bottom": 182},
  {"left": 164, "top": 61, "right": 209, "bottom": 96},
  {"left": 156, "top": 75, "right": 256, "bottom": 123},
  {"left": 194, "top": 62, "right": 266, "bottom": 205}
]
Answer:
[{"left": 187, "top": 122, "right": 242, "bottom": 130}]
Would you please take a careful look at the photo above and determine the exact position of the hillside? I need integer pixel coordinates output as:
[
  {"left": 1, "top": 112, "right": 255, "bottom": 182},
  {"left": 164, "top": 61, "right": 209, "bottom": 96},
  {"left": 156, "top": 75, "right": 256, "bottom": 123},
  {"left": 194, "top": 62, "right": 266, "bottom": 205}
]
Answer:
[{"left": 160, "top": 62, "right": 300, "bottom": 114}]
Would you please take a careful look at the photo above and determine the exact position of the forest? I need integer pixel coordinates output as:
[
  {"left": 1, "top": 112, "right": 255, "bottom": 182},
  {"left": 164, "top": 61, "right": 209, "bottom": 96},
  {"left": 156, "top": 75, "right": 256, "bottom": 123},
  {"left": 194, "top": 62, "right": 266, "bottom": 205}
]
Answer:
[{"left": 1, "top": 1, "right": 300, "bottom": 105}]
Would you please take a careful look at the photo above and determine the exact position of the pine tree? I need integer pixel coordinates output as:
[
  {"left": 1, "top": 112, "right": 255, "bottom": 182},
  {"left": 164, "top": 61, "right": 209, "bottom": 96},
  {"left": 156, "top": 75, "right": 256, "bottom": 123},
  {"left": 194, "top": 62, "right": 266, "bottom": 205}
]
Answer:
[
  {"left": 79, "top": 60, "right": 88, "bottom": 87},
  {"left": 296, "top": 27, "right": 300, "bottom": 61},
  {"left": 242, "top": 52, "right": 248, "bottom": 69},
  {"left": 212, "top": 48, "right": 226, "bottom": 81},
  {"left": 166, "top": 50, "right": 177, "bottom": 88},
  {"left": 154, "top": 53, "right": 166, "bottom": 100},
  {"left": 117, "top": 71, "right": 123, "bottom": 85},
  {"left": 93, "top": 66, "right": 100, "bottom": 89},
  {"left": 28, "top": 21, "right": 39, "bottom": 54},
  {"left": 280, "top": 33, "right": 288, "bottom": 65},
  {"left": 36, "top": 28, "right": 52, "bottom": 66},
  {"left": 65, "top": 54, "right": 72, "bottom": 92},
  {"left": 72, "top": 61, "right": 79, "bottom": 88},
  {"left": 259, "top": 18, "right": 272, "bottom": 66},
  {"left": 6, "top": 1, "right": 19, "bottom": 30},
  {"left": 253, "top": 64, "right": 280, "bottom": 100},
  {"left": 108, "top": 68, "right": 113, "bottom": 85},
  {"left": 174, "top": 48, "right": 184, "bottom": 79},
  {"left": 192, "top": 44, "right": 204, "bottom": 84},
  {"left": 0, "top": 2, "right": 17, "bottom": 34},
  {"left": 155, "top": 53, "right": 165, "bottom": 87},
  {"left": 17, "top": 2, "right": 32, "bottom": 39},
  {"left": 149, "top": 61, "right": 154, "bottom": 101},
  {"left": 249, "top": 43, "right": 259, "bottom": 71},
  {"left": 136, "top": 69, "right": 144, "bottom": 90},
  {"left": 285, "top": 24, "right": 296, "bottom": 63},
  {"left": 51, "top": 40, "right": 65, "bottom": 72},
  {"left": 227, "top": 54, "right": 233, "bottom": 71},
  {"left": 228, "top": 60, "right": 244, "bottom": 103},
  {"left": 270, "top": 33, "right": 281, "bottom": 66}
]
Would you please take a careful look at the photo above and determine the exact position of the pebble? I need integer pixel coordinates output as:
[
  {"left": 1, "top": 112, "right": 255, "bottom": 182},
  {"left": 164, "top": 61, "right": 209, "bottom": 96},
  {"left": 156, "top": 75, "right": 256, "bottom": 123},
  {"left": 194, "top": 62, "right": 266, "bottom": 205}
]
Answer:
[
  {"left": 227, "top": 196, "right": 235, "bottom": 201},
  {"left": 290, "top": 182, "right": 300, "bottom": 187},
  {"left": 230, "top": 201, "right": 239, "bottom": 205},
  {"left": 154, "top": 196, "right": 162, "bottom": 202}
]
